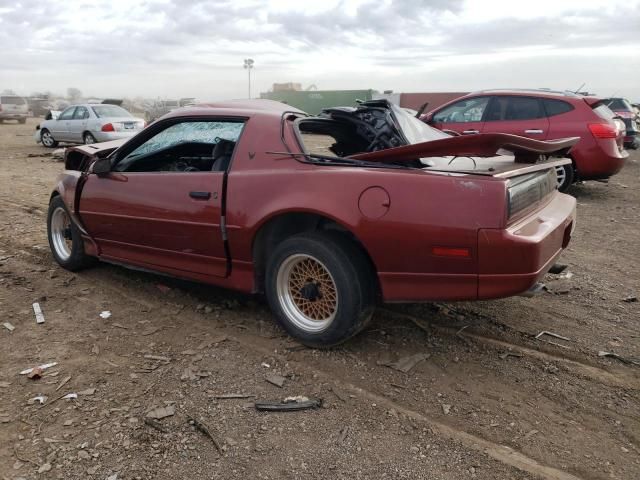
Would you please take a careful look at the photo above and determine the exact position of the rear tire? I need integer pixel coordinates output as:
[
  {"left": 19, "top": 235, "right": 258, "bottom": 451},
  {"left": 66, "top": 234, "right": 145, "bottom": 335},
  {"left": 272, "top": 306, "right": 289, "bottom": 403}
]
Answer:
[
  {"left": 265, "top": 232, "right": 375, "bottom": 347},
  {"left": 555, "top": 164, "right": 574, "bottom": 193},
  {"left": 83, "top": 132, "right": 96, "bottom": 144},
  {"left": 47, "top": 196, "right": 94, "bottom": 271},
  {"left": 41, "top": 129, "right": 58, "bottom": 148}
]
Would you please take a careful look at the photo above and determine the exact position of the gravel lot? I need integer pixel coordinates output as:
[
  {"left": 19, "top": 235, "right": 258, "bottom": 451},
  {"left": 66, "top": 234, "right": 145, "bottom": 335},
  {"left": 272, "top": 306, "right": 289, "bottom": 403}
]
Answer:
[{"left": 1, "top": 118, "right": 638, "bottom": 480}]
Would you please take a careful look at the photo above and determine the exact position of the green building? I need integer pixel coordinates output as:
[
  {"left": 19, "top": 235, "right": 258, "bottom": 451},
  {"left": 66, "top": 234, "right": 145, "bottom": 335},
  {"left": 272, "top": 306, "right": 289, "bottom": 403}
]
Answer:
[{"left": 260, "top": 89, "right": 376, "bottom": 115}]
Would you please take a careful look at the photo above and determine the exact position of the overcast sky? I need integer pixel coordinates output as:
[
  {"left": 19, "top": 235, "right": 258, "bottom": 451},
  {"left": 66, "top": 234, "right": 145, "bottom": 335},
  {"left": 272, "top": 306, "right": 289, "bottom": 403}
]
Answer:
[{"left": 1, "top": 0, "right": 639, "bottom": 101}]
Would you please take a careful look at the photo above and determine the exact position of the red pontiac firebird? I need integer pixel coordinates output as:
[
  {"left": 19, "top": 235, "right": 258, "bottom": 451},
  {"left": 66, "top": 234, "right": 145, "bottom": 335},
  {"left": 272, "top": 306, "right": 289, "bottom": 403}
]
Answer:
[{"left": 48, "top": 99, "right": 577, "bottom": 346}]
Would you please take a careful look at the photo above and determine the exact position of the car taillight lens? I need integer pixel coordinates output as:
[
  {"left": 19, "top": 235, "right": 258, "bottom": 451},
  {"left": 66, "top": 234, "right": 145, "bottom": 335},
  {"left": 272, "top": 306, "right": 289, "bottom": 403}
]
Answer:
[
  {"left": 101, "top": 123, "right": 115, "bottom": 132},
  {"left": 507, "top": 169, "right": 557, "bottom": 220},
  {"left": 588, "top": 123, "right": 617, "bottom": 139}
]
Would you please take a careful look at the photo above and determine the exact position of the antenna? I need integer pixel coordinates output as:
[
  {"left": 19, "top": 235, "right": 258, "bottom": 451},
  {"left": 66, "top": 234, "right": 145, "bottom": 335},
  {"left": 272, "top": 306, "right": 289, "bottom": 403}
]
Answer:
[{"left": 573, "top": 82, "right": 585, "bottom": 94}]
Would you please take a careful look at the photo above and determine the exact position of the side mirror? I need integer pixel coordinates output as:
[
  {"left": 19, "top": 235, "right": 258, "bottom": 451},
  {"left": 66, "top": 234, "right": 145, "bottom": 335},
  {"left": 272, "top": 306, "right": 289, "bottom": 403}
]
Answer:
[{"left": 92, "top": 157, "right": 111, "bottom": 175}]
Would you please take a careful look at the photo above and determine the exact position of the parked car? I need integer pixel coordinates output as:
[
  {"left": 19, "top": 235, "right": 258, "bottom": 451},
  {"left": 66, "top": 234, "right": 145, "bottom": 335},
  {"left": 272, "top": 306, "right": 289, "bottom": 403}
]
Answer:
[
  {"left": 422, "top": 89, "right": 628, "bottom": 191},
  {"left": 35, "top": 104, "right": 145, "bottom": 147},
  {"left": 603, "top": 97, "right": 639, "bottom": 149},
  {"left": 47, "top": 99, "right": 577, "bottom": 347},
  {"left": 0, "top": 95, "right": 29, "bottom": 123}
]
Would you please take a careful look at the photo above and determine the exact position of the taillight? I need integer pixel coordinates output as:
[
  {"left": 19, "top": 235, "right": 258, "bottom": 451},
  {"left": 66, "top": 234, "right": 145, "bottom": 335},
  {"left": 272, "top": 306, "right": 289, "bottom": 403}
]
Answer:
[
  {"left": 101, "top": 123, "right": 115, "bottom": 132},
  {"left": 588, "top": 123, "right": 617, "bottom": 139}
]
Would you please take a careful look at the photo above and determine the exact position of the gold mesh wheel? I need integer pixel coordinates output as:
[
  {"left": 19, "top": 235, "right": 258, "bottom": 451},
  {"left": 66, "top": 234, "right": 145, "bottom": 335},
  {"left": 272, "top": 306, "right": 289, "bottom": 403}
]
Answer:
[{"left": 276, "top": 254, "right": 338, "bottom": 333}]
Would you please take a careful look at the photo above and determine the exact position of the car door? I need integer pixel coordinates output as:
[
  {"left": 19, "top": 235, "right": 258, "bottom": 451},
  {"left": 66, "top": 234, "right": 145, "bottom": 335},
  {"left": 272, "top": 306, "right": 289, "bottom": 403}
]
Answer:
[
  {"left": 50, "top": 107, "right": 76, "bottom": 140},
  {"left": 429, "top": 96, "right": 490, "bottom": 135},
  {"left": 78, "top": 118, "right": 245, "bottom": 278},
  {"left": 68, "top": 106, "right": 89, "bottom": 143},
  {"left": 482, "top": 96, "right": 549, "bottom": 139}
]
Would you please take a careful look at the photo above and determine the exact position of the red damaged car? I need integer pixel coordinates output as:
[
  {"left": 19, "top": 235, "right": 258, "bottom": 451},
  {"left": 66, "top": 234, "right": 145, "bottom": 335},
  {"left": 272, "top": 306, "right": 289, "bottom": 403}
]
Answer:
[{"left": 47, "top": 100, "right": 577, "bottom": 346}]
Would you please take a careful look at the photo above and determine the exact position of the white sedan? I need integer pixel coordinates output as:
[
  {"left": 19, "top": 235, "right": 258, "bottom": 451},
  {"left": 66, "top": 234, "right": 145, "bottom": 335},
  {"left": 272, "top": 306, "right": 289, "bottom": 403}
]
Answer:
[{"left": 36, "top": 104, "right": 145, "bottom": 147}]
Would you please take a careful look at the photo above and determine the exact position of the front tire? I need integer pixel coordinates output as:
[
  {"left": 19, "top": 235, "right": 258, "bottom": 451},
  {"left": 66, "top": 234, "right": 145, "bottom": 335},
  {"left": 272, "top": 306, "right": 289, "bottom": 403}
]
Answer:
[
  {"left": 555, "top": 164, "right": 574, "bottom": 193},
  {"left": 47, "top": 196, "right": 93, "bottom": 271},
  {"left": 41, "top": 129, "right": 58, "bottom": 148},
  {"left": 266, "top": 232, "right": 375, "bottom": 347}
]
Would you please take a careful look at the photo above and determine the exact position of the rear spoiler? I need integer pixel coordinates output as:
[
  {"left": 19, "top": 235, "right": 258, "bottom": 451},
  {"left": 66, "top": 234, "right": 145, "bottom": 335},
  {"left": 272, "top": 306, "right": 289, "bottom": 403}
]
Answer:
[{"left": 349, "top": 133, "right": 579, "bottom": 164}]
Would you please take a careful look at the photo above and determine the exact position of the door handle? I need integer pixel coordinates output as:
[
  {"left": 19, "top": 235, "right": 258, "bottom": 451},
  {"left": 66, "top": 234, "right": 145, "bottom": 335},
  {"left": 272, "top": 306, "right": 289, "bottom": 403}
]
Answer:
[
  {"left": 524, "top": 129, "right": 544, "bottom": 134},
  {"left": 189, "top": 191, "right": 211, "bottom": 200},
  {"left": 462, "top": 129, "right": 479, "bottom": 134}
]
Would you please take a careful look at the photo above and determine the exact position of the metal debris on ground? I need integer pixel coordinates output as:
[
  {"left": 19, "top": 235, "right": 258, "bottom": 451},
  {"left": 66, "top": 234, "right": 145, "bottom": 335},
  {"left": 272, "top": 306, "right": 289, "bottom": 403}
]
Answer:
[
  {"left": 598, "top": 351, "right": 640, "bottom": 366},
  {"left": 99, "top": 310, "right": 112, "bottom": 319},
  {"left": 20, "top": 362, "right": 58, "bottom": 375},
  {"left": 146, "top": 405, "right": 175, "bottom": 419},
  {"left": 32, "top": 302, "right": 45, "bottom": 324},
  {"left": 535, "top": 330, "right": 571, "bottom": 348},
  {"left": 265, "top": 374, "right": 286, "bottom": 388},
  {"left": 187, "top": 414, "right": 223, "bottom": 453},
  {"left": 380, "top": 353, "right": 430, "bottom": 373},
  {"left": 255, "top": 396, "right": 323, "bottom": 412},
  {"left": 499, "top": 351, "right": 523, "bottom": 360},
  {"left": 28, "top": 395, "right": 47, "bottom": 405},
  {"left": 2, "top": 322, "right": 15, "bottom": 332},
  {"left": 209, "top": 393, "right": 256, "bottom": 400},
  {"left": 622, "top": 295, "right": 637, "bottom": 303}
]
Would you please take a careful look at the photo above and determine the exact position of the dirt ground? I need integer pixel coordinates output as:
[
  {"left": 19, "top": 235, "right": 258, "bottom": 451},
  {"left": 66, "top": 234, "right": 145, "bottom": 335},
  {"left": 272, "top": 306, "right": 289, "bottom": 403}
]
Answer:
[{"left": 0, "top": 118, "right": 638, "bottom": 480}]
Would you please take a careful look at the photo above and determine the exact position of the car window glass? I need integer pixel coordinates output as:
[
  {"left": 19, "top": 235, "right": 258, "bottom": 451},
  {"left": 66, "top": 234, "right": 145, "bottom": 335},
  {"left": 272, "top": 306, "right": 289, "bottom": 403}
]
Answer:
[
  {"left": 58, "top": 107, "right": 77, "bottom": 120},
  {"left": 543, "top": 99, "right": 574, "bottom": 117},
  {"left": 117, "top": 121, "right": 245, "bottom": 172},
  {"left": 504, "top": 97, "right": 544, "bottom": 120},
  {"left": 433, "top": 97, "right": 489, "bottom": 123},
  {"left": 73, "top": 106, "right": 89, "bottom": 120},
  {"left": 92, "top": 105, "right": 132, "bottom": 118}
]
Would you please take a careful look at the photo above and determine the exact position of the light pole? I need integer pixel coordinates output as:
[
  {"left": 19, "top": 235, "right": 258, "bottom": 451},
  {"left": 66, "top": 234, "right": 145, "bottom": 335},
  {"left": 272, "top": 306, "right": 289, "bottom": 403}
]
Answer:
[{"left": 243, "top": 58, "right": 254, "bottom": 99}]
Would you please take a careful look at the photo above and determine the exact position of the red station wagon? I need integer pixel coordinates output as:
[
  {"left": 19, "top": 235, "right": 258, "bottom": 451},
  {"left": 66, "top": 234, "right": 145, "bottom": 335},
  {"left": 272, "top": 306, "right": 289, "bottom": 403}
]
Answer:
[
  {"left": 422, "top": 90, "right": 628, "bottom": 191},
  {"left": 47, "top": 100, "right": 577, "bottom": 346}
]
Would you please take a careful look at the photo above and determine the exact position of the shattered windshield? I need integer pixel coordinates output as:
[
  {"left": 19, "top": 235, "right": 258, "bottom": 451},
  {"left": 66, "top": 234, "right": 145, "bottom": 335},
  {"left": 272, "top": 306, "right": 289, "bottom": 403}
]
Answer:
[{"left": 389, "top": 103, "right": 449, "bottom": 144}]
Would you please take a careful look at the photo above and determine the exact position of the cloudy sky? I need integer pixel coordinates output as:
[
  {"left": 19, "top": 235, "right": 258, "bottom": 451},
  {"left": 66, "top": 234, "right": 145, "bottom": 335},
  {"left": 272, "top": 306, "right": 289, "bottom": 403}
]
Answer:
[{"left": 1, "top": 0, "right": 639, "bottom": 101}]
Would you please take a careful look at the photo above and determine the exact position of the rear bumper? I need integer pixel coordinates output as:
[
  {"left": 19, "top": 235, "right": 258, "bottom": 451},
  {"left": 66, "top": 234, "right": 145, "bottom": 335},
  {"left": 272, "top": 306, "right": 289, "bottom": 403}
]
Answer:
[
  {"left": 0, "top": 113, "right": 28, "bottom": 120},
  {"left": 574, "top": 148, "right": 628, "bottom": 180},
  {"left": 477, "top": 192, "right": 576, "bottom": 299},
  {"left": 93, "top": 130, "right": 139, "bottom": 142}
]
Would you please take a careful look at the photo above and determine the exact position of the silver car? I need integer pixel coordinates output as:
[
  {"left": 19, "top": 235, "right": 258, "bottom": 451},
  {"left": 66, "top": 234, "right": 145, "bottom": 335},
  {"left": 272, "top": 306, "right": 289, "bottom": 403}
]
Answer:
[
  {"left": 0, "top": 95, "right": 29, "bottom": 123},
  {"left": 36, "top": 104, "right": 145, "bottom": 147}
]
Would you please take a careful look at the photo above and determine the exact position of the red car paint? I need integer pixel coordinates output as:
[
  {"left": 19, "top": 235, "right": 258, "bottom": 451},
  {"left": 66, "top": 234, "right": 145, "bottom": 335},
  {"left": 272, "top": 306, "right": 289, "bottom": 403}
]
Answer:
[
  {"left": 51, "top": 100, "right": 576, "bottom": 303},
  {"left": 423, "top": 90, "right": 628, "bottom": 181}
]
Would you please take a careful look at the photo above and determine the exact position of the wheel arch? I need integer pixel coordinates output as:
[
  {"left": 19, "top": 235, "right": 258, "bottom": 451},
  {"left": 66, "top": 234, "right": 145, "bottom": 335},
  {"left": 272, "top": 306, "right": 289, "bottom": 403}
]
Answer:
[{"left": 251, "top": 211, "right": 380, "bottom": 296}]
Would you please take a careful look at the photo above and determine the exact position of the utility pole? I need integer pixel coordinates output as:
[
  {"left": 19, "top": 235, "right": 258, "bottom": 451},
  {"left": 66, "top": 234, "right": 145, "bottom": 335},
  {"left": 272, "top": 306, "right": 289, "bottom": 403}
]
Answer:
[{"left": 243, "top": 58, "right": 254, "bottom": 98}]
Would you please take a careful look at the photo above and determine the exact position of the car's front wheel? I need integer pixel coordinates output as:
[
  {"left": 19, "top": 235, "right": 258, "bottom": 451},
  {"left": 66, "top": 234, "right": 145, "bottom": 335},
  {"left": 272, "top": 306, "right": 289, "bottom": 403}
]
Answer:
[
  {"left": 555, "top": 164, "right": 574, "bottom": 193},
  {"left": 265, "top": 232, "right": 375, "bottom": 347},
  {"left": 47, "top": 196, "right": 93, "bottom": 271},
  {"left": 41, "top": 129, "right": 58, "bottom": 148}
]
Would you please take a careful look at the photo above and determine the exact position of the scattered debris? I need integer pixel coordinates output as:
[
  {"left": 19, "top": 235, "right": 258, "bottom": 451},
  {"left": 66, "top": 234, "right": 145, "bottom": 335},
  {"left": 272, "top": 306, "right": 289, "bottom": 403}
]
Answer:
[
  {"left": 27, "top": 368, "right": 44, "bottom": 380},
  {"left": 146, "top": 405, "right": 175, "bottom": 419},
  {"left": 598, "top": 351, "right": 640, "bottom": 366},
  {"left": 548, "top": 263, "right": 568, "bottom": 274},
  {"left": 3, "top": 321, "right": 15, "bottom": 332},
  {"left": 265, "top": 374, "right": 286, "bottom": 388},
  {"left": 622, "top": 295, "right": 637, "bottom": 303},
  {"left": 380, "top": 353, "right": 430, "bottom": 373},
  {"left": 535, "top": 331, "right": 571, "bottom": 349},
  {"left": 28, "top": 395, "right": 47, "bottom": 405},
  {"left": 112, "top": 322, "right": 128, "bottom": 329},
  {"left": 63, "top": 393, "right": 78, "bottom": 400},
  {"left": 442, "top": 404, "right": 452, "bottom": 415},
  {"left": 558, "top": 271, "right": 573, "bottom": 280},
  {"left": 210, "top": 393, "right": 256, "bottom": 400},
  {"left": 143, "top": 354, "right": 171, "bottom": 363},
  {"left": 55, "top": 375, "right": 71, "bottom": 391},
  {"left": 20, "top": 362, "right": 58, "bottom": 375},
  {"left": 255, "top": 396, "right": 322, "bottom": 412},
  {"left": 261, "top": 362, "right": 271, "bottom": 368},
  {"left": 187, "top": 414, "right": 223, "bottom": 453},
  {"left": 78, "top": 387, "right": 96, "bottom": 396},
  {"left": 499, "top": 351, "right": 523, "bottom": 360},
  {"left": 144, "top": 417, "right": 169, "bottom": 433},
  {"left": 99, "top": 310, "right": 112, "bottom": 319},
  {"left": 32, "top": 302, "right": 45, "bottom": 324}
]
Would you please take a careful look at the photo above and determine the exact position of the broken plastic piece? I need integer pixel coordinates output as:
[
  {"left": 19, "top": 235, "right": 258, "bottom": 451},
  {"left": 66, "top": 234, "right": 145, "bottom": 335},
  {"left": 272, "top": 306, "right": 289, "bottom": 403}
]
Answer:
[
  {"left": 20, "top": 362, "right": 58, "bottom": 375},
  {"left": 62, "top": 393, "right": 78, "bottom": 400},
  {"left": 255, "top": 397, "right": 322, "bottom": 412},
  {"left": 3, "top": 322, "right": 15, "bottom": 332},
  {"left": 33, "top": 302, "right": 45, "bottom": 324},
  {"left": 99, "top": 311, "right": 112, "bottom": 319},
  {"left": 28, "top": 395, "right": 47, "bottom": 405}
]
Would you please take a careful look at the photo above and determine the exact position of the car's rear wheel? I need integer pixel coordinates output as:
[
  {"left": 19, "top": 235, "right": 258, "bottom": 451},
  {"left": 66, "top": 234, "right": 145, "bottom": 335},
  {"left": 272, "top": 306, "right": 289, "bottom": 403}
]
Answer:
[
  {"left": 555, "top": 164, "right": 574, "bottom": 192},
  {"left": 266, "top": 232, "right": 375, "bottom": 347},
  {"left": 47, "top": 196, "right": 93, "bottom": 271},
  {"left": 83, "top": 132, "right": 96, "bottom": 144},
  {"left": 41, "top": 129, "right": 58, "bottom": 148}
]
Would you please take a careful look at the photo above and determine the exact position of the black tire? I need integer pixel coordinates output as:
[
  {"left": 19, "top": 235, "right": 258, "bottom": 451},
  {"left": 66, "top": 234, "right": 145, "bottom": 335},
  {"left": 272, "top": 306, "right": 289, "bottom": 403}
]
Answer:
[
  {"left": 556, "top": 164, "right": 574, "bottom": 193},
  {"left": 41, "top": 128, "right": 58, "bottom": 148},
  {"left": 265, "top": 232, "right": 376, "bottom": 347},
  {"left": 47, "top": 196, "right": 94, "bottom": 271},
  {"left": 83, "top": 132, "right": 96, "bottom": 144}
]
